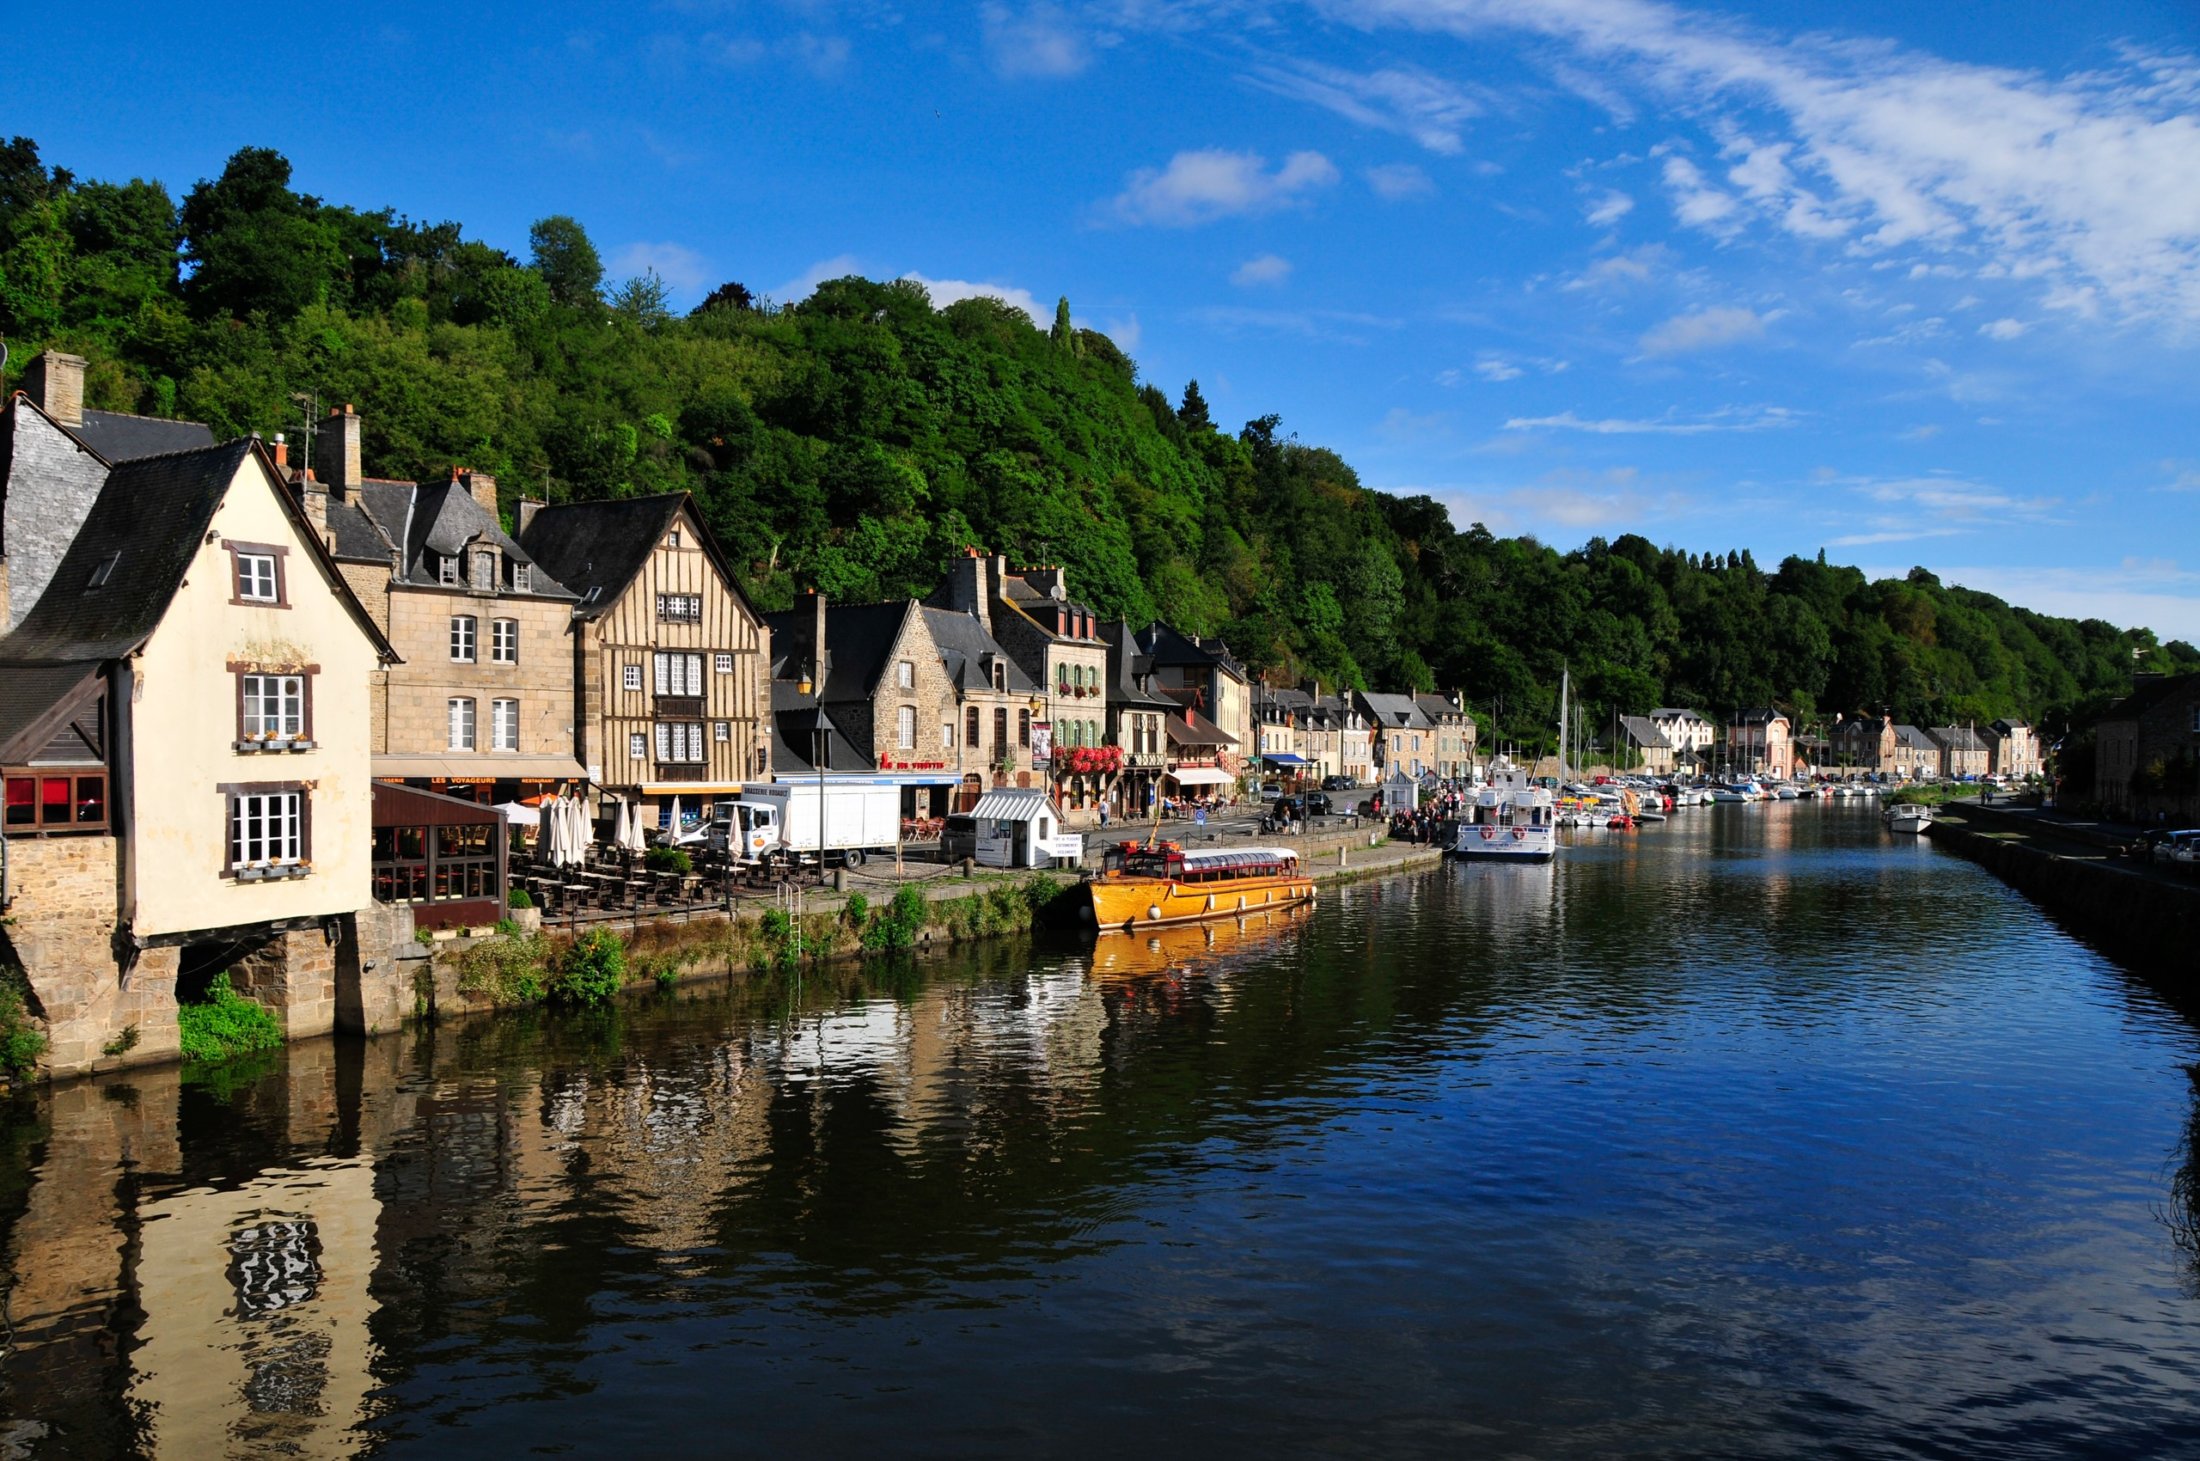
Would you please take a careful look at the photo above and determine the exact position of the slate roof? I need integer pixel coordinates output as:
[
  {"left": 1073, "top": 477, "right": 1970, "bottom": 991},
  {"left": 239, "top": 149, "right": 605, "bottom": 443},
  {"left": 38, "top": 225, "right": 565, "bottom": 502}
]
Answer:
[
  {"left": 763, "top": 600, "right": 914, "bottom": 703},
  {"left": 0, "top": 660, "right": 103, "bottom": 763},
  {"left": 1619, "top": 714, "right": 1669, "bottom": 749},
  {"left": 1989, "top": 718, "right": 2030, "bottom": 735},
  {"left": 1893, "top": 724, "right": 1938, "bottom": 751},
  {"left": 1416, "top": 693, "right": 1464, "bottom": 722},
  {"left": 1136, "top": 621, "right": 1248, "bottom": 680},
  {"left": 518, "top": 493, "right": 750, "bottom": 621},
  {"left": 2098, "top": 672, "right": 2200, "bottom": 725},
  {"left": 347, "top": 479, "right": 574, "bottom": 598},
  {"left": 1731, "top": 706, "right": 1787, "bottom": 726},
  {"left": 1358, "top": 691, "right": 1431, "bottom": 729},
  {"left": 1164, "top": 709, "right": 1237, "bottom": 748},
  {"left": 1651, "top": 707, "right": 1711, "bottom": 723},
  {"left": 71, "top": 409, "right": 215, "bottom": 463},
  {"left": 769, "top": 689, "right": 874, "bottom": 775},
  {"left": 1101, "top": 620, "right": 1174, "bottom": 709},
  {"left": 1929, "top": 725, "right": 1989, "bottom": 751},
  {"left": 326, "top": 495, "right": 394, "bottom": 562},
  {"left": 923, "top": 606, "right": 1038, "bottom": 695}
]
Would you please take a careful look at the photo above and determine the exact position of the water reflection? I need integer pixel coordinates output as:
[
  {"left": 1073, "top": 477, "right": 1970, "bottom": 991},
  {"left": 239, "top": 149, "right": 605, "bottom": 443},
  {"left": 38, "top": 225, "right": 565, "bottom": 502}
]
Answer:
[{"left": 2, "top": 803, "right": 2198, "bottom": 1458}]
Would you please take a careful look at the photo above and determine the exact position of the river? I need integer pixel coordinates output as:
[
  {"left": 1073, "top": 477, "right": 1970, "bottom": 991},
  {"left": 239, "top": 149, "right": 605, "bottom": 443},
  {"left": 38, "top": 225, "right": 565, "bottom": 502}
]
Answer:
[{"left": 3, "top": 803, "right": 2198, "bottom": 1457}]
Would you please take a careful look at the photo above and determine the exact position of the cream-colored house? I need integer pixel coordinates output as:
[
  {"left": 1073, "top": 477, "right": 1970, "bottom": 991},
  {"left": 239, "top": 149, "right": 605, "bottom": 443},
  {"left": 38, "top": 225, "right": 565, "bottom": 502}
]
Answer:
[
  {"left": 519, "top": 494, "right": 772, "bottom": 830},
  {"left": 0, "top": 438, "right": 397, "bottom": 1074}
]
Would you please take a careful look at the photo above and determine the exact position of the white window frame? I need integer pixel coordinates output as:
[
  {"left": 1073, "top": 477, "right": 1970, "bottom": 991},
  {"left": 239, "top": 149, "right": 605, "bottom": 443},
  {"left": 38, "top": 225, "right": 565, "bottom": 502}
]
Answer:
[
  {"left": 941, "top": 720, "right": 955, "bottom": 749},
  {"left": 897, "top": 705, "right": 916, "bottom": 750},
  {"left": 235, "top": 553, "right": 279, "bottom": 603},
  {"left": 715, "top": 652, "right": 734, "bottom": 674},
  {"left": 438, "top": 555, "right": 460, "bottom": 586},
  {"left": 653, "top": 652, "right": 704, "bottom": 697},
  {"left": 654, "top": 722, "right": 705, "bottom": 764},
  {"left": 471, "top": 549, "right": 496, "bottom": 591},
  {"left": 447, "top": 697, "right": 476, "bottom": 752},
  {"left": 230, "top": 790, "right": 303, "bottom": 868},
  {"left": 491, "top": 698, "right": 520, "bottom": 752},
  {"left": 240, "top": 674, "right": 305, "bottom": 738},
  {"left": 490, "top": 618, "right": 518, "bottom": 664},
  {"left": 897, "top": 660, "right": 914, "bottom": 689},
  {"left": 622, "top": 663, "right": 643, "bottom": 693},
  {"left": 510, "top": 562, "right": 531, "bottom": 592},
  {"left": 628, "top": 732, "right": 647, "bottom": 760},
  {"left": 656, "top": 593, "right": 702, "bottom": 623},
  {"left": 714, "top": 720, "right": 730, "bottom": 742},
  {"left": 450, "top": 615, "right": 477, "bottom": 664}
]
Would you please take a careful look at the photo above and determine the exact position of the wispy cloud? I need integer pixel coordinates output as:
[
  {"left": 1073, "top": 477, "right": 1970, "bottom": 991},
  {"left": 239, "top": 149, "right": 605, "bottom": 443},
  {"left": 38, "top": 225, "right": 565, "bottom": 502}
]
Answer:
[
  {"left": 1503, "top": 405, "right": 1796, "bottom": 434},
  {"left": 1639, "top": 305, "right": 1768, "bottom": 354},
  {"left": 1978, "top": 317, "right": 2028, "bottom": 340},
  {"left": 773, "top": 253, "right": 863, "bottom": 303},
  {"left": 982, "top": 2, "right": 1098, "bottom": 79},
  {"left": 1585, "top": 189, "right": 1634, "bottom": 226},
  {"left": 1245, "top": 58, "right": 1488, "bottom": 154},
  {"left": 1106, "top": 148, "right": 1339, "bottom": 226},
  {"left": 1366, "top": 162, "right": 1435, "bottom": 200},
  {"left": 902, "top": 272, "right": 1045, "bottom": 323},
  {"left": 609, "top": 241, "right": 712, "bottom": 297},
  {"left": 1231, "top": 253, "right": 1293, "bottom": 287},
  {"left": 1561, "top": 246, "right": 1662, "bottom": 290},
  {"left": 1323, "top": 0, "right": 2200, "bottom": 322},
  {"left": 1930, "top": 563, "right": 2200, "bottom": 639},
  {"left": 1193, "top": 304, "right": 1401, "bottom": 344}
]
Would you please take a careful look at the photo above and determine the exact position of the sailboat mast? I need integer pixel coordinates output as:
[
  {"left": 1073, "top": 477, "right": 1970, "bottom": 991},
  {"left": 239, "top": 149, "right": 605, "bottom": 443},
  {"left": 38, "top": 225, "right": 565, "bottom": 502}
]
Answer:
[{"left": 1558, "top": 666, "right": 1570, "bottom": 784}]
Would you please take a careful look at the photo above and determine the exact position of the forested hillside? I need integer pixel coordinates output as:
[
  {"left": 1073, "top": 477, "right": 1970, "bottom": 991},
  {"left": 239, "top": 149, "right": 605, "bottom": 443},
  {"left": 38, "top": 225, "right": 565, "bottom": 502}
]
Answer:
[{"left": 3, "top": 140, "right": 2191, "bottom": 746}]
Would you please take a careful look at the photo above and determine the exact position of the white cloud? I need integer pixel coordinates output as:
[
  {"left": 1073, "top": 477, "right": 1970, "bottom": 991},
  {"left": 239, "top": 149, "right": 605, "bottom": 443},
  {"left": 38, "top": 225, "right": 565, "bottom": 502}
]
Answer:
[
  {"left": 1639, "top": 305, "right": 1768, "bottom": 354},
  {"left": 1245, "top": 59, "right": 1488, "bottom": 154},
  {"left": 1979, "top": 317, "right": 2028, "bottom": 339},
  {"left": 1102, "top": 313, "right": 1142, "bottom": 352},
  {"left": 983, "top": 2, "right": 1095, "bottom": 79},
  {"left": 773, "top": 253, "right": 863, "bottom": 303},
  {"left": 1585, "top": 189, "right": 1634, "bottom": 226},
  {"left": 1933, "top": 564, "right": 2200, "bottom": 640},
  {"left": 1326, "top": 0, "right": 2200, "bottom": 322},
  {"left": 1504, "top": 405, "right": 1796, "bottom": 434},
  {"left": 1366, "top": 162, "right": 1436, "bottom": 200},
  {"left": 901, "top": 272, "right": 1044, "bottom": 322},
  {"left": 1107, "top": 148, "right": 1340, "bottom": 226},
  {"left": 1562, "top": 247, "right": 1660, "bottom": 290},
  {"left": 1231, "top": 253, "right": 1293, "bottom": 287},
  {"left": 1475, "top": 356, "right": 1524, "bottom": 381},
  {"left": 609, "top": 241, "right": 711, "bottom": 297}
]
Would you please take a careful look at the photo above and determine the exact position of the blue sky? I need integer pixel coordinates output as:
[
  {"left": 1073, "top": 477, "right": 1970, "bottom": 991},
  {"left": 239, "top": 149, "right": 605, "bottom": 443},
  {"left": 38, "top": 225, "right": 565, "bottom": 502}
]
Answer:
[{"left": 19, "top": 0, "right": 2200, "bottom": 637}]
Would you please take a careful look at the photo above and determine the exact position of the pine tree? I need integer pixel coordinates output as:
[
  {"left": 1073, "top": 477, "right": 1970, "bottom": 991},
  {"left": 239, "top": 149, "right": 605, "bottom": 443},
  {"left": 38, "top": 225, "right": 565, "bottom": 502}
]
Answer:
[{"left": 1179, "top": 379, "right": 1212, "bottom": 432}]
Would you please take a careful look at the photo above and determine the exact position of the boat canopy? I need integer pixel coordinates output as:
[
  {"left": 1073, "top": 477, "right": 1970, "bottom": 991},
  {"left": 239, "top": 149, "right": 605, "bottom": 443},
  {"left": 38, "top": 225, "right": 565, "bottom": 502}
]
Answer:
[{"left": 1179, "top": 846, "right": 1299, "bottom": 870}]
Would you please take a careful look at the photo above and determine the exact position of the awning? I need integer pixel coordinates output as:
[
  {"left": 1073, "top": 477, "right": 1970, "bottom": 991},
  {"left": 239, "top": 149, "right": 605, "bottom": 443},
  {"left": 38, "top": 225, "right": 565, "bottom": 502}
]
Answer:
[
  {"left": 638, "top": 782, "right": 748, "bottom": 796},
  {"left": 374, "top": 754, "right": 588, "bottom": 782},
  {"left": 1169, "top": 766, "right": 1235, "bottom": 786},
  {"left": 1261, "top": 753, "right": 1309, "bottom": 766}
]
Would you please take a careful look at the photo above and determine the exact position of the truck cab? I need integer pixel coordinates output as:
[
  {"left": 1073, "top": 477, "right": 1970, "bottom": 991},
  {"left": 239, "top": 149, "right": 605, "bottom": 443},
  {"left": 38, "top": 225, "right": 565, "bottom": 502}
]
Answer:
[{"left": 708, "top": 801, "right": 779, "bottom": 863}]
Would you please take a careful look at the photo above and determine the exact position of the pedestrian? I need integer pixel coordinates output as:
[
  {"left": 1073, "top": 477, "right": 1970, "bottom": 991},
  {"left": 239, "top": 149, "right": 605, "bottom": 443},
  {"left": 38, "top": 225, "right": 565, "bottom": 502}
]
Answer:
[{"left": 1099, "top": 801, "right": 1110, "bottom": 830}]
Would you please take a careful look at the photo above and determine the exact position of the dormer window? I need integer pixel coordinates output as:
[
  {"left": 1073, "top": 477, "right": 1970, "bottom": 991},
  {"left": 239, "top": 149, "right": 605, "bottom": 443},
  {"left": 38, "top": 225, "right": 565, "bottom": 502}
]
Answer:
[
  {"left": 509, "top": 560, "right": 531, "bottom": 592},
  {"left": 471, "top": 549, "right": 495, "bottom": 591}
]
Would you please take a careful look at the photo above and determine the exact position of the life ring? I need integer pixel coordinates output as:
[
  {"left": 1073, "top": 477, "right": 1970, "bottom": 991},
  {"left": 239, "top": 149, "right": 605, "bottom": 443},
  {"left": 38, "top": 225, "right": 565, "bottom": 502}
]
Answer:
[
  {"left": 1481, "top": 827, "right": 1496, "bottom": 841},
  {"left": 1512, "top": 827, "right": 1526, "bottom": 840}
]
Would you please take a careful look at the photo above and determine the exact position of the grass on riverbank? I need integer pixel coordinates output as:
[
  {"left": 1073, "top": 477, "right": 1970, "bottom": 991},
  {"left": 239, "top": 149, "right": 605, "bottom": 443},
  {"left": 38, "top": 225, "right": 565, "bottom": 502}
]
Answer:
[{"left": 1889, "top": 783, "right": 1985, "bottom": 807}]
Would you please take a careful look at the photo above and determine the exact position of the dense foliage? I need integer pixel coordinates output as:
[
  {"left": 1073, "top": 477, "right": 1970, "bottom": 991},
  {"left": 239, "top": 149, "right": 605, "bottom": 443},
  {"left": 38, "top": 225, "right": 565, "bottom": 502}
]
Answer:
[
  {"left": 176, "top": 972, "right": 284, "bottom": 1064},
  {"left": 4, "top": 139, "right": 2191, "bottom": 748}
]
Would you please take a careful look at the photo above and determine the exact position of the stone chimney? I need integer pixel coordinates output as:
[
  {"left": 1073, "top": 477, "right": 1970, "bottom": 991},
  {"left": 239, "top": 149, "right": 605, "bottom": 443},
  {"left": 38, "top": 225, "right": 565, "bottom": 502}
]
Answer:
[
  {"left": 22, "top": 351, "right": 85, "bottom": 427},
  {"left": 516, "top": 498, "right": 546, "bottom": 536},
  {"left": 944, "top": 547, "right": 990, "bottom": 631},
  {"left": 794, "top": 589, "right": 829, "bottom": 694},
  {"left": 459, "top": 469, "right": 498, "bottom": 520},
  {"left": 318, "top": 404, "right": 363, "bottom": 496}
]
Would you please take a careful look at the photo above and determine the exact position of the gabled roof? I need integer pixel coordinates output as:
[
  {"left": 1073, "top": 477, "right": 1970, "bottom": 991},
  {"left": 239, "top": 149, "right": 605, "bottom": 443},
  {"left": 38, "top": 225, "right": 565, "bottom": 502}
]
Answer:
[
  {"left": 352, "top": 479, "right": 575, "bottom": 599},
  {"left": 1929, "top": 725, "right": 1988, "bottom": 751},
  {"left": 762, "top": 600, "right": 918, "bottom": 703},
  {"left": 1136, "top": 620, "right": 1248, "bottom": 680},
  {"left": 1730, "top": 707, "right": 1787, "bottom": 726},
  {"left": 1651, "top": 707, "right": 1711, "bottom": 723},
  {"left": 1618, "top": 714, "right": 1669, "bottom": 749},
  {"left": 1358, "top": 691, "right": 1431, "bottom": 729},
  {"left": 73, "top": 409, "right": 215, "bottom": 463},
  {"left": 0, "top": 438, "right": 397, "bottom": 667},
  {"left": 769, "top": 690, "right": 874, "bottom": 775},
  {"left": 518, "top": 493, "right": 753, "bottom": 621},
  {"left": 1101, "top": 619, "right": 1174, "bottom": 709},
  {"left": 1164, "top": 709, "right": 1237, "bottom": 748},
  {"left": 1415, "top": 693, "right": 1463, "bottom": 721},
  {"left": 923, "top": 605, "right": 1038, "bottom": 695},
  {"left": 1893, "top": 724, "right": 1938, "bottom": 750}
]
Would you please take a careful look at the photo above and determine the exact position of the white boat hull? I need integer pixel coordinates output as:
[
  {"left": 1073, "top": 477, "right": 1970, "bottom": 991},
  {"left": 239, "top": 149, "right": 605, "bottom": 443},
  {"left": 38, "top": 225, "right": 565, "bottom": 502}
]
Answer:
[{"left": 1450, "top": 825, "right": 1557, "bottom": 863}]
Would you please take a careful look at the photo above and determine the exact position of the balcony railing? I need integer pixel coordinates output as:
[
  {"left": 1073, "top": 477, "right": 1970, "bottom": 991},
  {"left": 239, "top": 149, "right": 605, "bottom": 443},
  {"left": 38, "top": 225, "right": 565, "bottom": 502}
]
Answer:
[
  {"left": 653, "top": 763, "right": 706, "bottom": 782},
  {"left": 655, "top": 695, "right": 704, "bottom": 719}
]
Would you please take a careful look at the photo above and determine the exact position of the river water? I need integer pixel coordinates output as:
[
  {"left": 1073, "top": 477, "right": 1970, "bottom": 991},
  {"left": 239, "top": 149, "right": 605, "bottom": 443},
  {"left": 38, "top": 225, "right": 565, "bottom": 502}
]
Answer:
[{"left": 4, "top": 803, "right": 2198, "bottom": 1458}]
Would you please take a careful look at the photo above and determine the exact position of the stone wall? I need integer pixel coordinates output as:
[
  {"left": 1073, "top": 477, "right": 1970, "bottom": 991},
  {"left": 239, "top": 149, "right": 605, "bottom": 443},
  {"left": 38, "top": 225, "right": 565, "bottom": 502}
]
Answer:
[{"left": 229, "top": 927, "right": 339, "bottom": 1040}]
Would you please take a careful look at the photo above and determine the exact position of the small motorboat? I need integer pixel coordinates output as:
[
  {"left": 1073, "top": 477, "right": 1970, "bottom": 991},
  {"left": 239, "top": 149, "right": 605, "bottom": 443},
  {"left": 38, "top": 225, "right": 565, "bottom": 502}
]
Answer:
[{"left": 1884, "top": 803, "right": 1933, "bottom": 834}]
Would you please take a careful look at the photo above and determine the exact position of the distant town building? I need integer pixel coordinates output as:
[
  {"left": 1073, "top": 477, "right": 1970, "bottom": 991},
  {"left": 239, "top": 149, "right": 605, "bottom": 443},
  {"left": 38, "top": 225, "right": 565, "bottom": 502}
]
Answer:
[
  {"left": 1986, "top": 719, "right": 2041, "bottom": 779},
  {"left": 2093, "top": 671, "right": 2200, "bottom": 821},
  {"left": 1727, "top": 708, "right": 1793, "bottom": 778},
  {"left": 1889, "top": 724, "right": 1940, "bottom": 779},
  {"left": 1617, "top": 715, "right": 1675, "bottom": 775},
  {"left": 1928, "top": 725, "right": 1991, "bottom": 780}
]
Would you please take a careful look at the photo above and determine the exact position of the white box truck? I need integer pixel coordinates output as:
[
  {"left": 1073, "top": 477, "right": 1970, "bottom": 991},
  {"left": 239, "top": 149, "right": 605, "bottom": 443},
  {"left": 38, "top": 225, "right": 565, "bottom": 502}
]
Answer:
[{"left": 707, "top": 781, "right": 902, "bottom": 870}]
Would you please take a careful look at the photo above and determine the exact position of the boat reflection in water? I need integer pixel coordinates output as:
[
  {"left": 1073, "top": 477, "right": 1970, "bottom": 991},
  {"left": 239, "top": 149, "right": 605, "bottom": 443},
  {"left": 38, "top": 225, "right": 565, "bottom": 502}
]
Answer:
[{"left": 1087, "top": 901, "right": 1315, "bottom": 983}]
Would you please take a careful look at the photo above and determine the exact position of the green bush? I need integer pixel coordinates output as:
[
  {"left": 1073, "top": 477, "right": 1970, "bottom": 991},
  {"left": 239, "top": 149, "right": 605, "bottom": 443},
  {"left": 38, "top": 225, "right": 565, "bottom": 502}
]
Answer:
[
  {"left": 177, "top": 972, "right": 284, "bottom": 1064},
  {"left": 454, "top": 929, "right": 551, "bottom": 1005},
  {"left": 841, "top": 892, "right": 870, "bottom": 930},
  {"left": 862, "top": 884, "right": 928, "bottom": 953},
  {"left": 645, "top": 846, "right": 693, "bottom": 874},
  {"left": 0, "top": 967, "right": 47, "bottom": 1080},
  {"left": 550, "top": 929, "right": 627, "bottom": 1009},
  {"left": 508, "top": 886, "right": 534, "bottom": 909}
]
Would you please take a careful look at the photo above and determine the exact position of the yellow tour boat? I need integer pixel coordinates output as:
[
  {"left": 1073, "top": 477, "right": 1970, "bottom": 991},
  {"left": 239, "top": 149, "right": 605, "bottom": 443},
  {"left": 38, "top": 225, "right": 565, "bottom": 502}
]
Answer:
[{"left": 1082, "top": 841, "right": 1316, "bottom": 932}]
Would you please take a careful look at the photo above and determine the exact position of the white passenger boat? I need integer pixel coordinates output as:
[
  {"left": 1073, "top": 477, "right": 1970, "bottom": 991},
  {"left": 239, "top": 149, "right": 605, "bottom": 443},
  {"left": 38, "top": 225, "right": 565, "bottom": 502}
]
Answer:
[
  {"left": 1884, "top": 802, "right": 1933, "bottom": 834},
  {"left": 1451, "top": 760, "right": 1556, "bottom": 863}
]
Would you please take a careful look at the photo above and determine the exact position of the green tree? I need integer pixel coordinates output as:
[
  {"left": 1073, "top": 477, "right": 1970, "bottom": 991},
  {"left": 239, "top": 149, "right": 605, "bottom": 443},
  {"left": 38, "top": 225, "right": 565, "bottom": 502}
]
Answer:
[{"left": 528, "top": 214, "right": 603, "bottom": 306}]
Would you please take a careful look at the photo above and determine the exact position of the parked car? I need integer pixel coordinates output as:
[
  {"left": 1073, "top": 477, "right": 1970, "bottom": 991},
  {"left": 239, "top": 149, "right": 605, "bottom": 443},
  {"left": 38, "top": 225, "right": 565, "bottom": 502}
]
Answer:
[
  {"left": 1302, "top": 791, "right": 1333, "bottom": 817},
  {"left": 1321, "top": 774, "right": 1356, "bottom": 791},
  {"left": 1259, "top": 783, "right": 1284, "bottom": 802}
]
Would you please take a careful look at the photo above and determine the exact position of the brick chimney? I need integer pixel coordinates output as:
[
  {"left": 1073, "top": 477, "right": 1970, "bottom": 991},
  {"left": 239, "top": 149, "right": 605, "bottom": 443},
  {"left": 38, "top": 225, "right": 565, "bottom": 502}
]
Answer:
[
  {"left": 516, "top": 498, "right": 546, "bottom": 536},
  {"left": 318, "top": 404, "right": 363, "bottom": 495},
  {"left": 459, "top": 469, "right": 498, "bottom": 520},
  {"left": 22, "top": 351, "right": 85, "bottom": 427},
  {"left": 944, "top": 547, "right": 991, "bottom": 631}
]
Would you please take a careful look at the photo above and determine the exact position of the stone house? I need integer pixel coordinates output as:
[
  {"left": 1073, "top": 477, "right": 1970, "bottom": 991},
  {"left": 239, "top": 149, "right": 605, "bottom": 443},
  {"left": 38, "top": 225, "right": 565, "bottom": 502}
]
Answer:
[
  {"left": 1617, "top": 715, "right": 1675, "bottom": 775},
  {"left": 518, "top": 495, "right": 772, "bottom": 831},
  {"left": 764, "top": 595, "right": 957, "bottom": 818},
  {"left": 0, "top": 437, "right": 398, "bottom": 1076},
  {"left": 1135, "top": 620, "right": 1254, "bottom": 779},
  {"left": 2093, "top": 671, "right": 2200, "bottom": 821},
  {"left": 1987, "top": 719, "right": 2042, "bottom": 779},
  {"left": 301, "top": 406, "right": 585, "bottom": 801},
  {"left": 923, "top": 603, "right": 1045, "bottom": 802},
  {"left": 1417, "top": 693, "right": 1477, "bottom": 778},
  {"left": 934, "top": 554, "right": 1110, "bottom": 811},
  {"left": 1889, "top": 724, "right": 1940, "bottom": 779},
  {"left": 1832, "top": 713, "right": 1896, "bottom": 774},
  {"left": 1358, "top": 691, "right": 1434, "bottom": 779},
  {"left": 1928, "top": 725, "right": 1991, "bottom": 779},
  {"left": 1727, "top": 708, "right": 1793, "bottom": 778},
  {"left": 3, "top": 351, "right": 214, "bottom": 630},
  {"left": 1102, "top": 620, "right": 1176, "bottom": 817}
]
